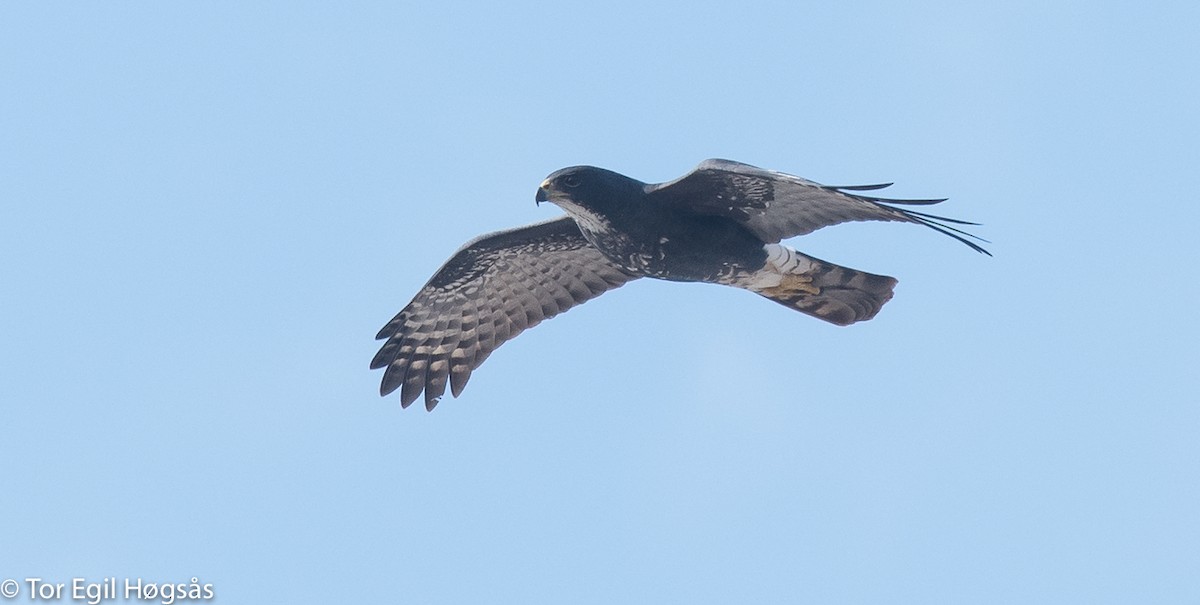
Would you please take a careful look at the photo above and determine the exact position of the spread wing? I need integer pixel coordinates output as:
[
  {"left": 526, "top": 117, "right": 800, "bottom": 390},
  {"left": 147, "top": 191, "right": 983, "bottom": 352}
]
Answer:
[
  {"left": 646, "top": 159, "right": 989, "bottom": 254},
  {"left": 371, "top": 216, "right": 638, "bottom": 411}
]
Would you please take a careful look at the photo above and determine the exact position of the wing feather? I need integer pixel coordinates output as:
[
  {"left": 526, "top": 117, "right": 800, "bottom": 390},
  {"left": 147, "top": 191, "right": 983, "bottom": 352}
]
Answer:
[
  {"left": 372, "top": 216, "right": 638, "bottom": 410},
  {"left": 647, "top": 159, "right": 989, "bottom": 254}
]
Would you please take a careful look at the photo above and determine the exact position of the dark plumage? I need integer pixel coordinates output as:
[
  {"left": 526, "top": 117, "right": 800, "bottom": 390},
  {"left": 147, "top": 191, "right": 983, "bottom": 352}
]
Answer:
[{"left": 372, "top": 159, "right": 988, "bottom": 410}]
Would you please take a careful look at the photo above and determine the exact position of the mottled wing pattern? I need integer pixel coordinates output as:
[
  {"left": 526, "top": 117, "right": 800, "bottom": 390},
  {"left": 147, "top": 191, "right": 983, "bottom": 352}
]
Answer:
[
  {"left": 371, "top": 216, "right": 638, "bottom": 410},
  {"left": 647, "top": 159, "right": 989, "bottom": 254}
]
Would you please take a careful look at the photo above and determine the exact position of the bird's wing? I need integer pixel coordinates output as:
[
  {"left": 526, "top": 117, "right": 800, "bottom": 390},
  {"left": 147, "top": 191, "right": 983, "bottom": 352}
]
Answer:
[
  {"left": 646, "top": 159, "right": 989, "bottom": 254},
  {"left": 371, "top": 216, "right": 638, "bottom": 410}
]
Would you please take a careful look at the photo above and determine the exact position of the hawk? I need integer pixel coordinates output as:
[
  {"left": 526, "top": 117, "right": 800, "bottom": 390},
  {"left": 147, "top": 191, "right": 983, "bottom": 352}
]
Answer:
[{"left": 372, "top": 159, "right": 988, "bottom": 410}]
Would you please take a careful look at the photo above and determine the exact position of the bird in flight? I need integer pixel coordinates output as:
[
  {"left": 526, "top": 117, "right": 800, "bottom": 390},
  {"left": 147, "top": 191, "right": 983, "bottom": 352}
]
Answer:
[{"left": 372, "top": 159, "right": 988, "bottom": 410}]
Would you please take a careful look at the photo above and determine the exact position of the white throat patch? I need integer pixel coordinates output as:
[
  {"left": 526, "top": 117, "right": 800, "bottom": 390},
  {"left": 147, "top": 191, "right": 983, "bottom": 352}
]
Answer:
[{"left": 555, "top": 200, "right": 611, "bottom": 234}]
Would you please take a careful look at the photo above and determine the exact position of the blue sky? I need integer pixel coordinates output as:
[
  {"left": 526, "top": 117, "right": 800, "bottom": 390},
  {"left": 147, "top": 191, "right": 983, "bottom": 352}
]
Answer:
[{"left": 2, "top": 1, "right": 1197, "bottom": 603}]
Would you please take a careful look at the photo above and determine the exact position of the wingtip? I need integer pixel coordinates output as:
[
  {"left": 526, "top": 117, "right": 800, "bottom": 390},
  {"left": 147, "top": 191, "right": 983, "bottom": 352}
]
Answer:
[
  {"left": 825, "top": 182, "right": 894, "bottom": 192},
  {"left": 369, "top": 351, "right": 391, "bottom": 371},
  {"left": 379, "top": 366, "right": 403, "bottom": 397},
  {"left": 881, "top": 206, "right": 992, "bottom": 255},
  {"left": 862, "top": 195, "right": 950, "bottom": 206}
]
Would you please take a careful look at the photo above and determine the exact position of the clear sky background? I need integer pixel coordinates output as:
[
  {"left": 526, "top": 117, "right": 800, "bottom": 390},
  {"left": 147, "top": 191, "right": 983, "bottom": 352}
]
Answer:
[{"left": 2, "top": 2, "right": 1197, "bottom": 603}]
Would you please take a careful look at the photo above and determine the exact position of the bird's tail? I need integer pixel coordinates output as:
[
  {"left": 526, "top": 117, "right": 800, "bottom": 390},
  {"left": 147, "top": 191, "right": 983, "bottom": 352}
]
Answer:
[{"left": 743, "top": 245, "right": 897, "bottom": 326}]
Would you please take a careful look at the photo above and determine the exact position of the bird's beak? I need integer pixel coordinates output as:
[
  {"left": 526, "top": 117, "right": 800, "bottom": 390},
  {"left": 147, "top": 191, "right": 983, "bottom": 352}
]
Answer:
[{"left": 535, "top": 179, "right": 551, "bottom": 205}]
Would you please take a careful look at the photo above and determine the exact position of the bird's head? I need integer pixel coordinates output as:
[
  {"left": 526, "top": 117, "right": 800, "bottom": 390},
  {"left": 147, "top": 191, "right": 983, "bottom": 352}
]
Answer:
[{"left": 535, "top": 166, "right": 645, "bottom": 213}]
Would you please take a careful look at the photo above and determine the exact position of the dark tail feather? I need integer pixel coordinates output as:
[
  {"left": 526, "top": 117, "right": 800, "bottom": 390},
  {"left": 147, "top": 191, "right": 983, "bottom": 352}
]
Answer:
[{"left": 751, "top": 253, "right": 898, "bottom": 326}]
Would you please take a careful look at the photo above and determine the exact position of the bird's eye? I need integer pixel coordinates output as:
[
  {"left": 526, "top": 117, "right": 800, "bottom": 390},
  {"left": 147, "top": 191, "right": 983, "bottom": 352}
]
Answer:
[{"left": 563, "top": 175, "right": 581, "bottom": 188}]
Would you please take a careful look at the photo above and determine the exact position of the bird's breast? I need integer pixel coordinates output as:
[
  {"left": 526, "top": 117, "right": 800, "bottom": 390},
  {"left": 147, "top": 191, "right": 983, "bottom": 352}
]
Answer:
[{"left": 564, "top": 202, "right": 769, "bottom": 282}]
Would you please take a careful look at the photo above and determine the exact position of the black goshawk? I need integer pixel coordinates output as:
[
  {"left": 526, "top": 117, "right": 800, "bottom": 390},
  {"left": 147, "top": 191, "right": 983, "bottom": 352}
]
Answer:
[{"left": 372, "top": 159, "right": 988, "bottom": 410}]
